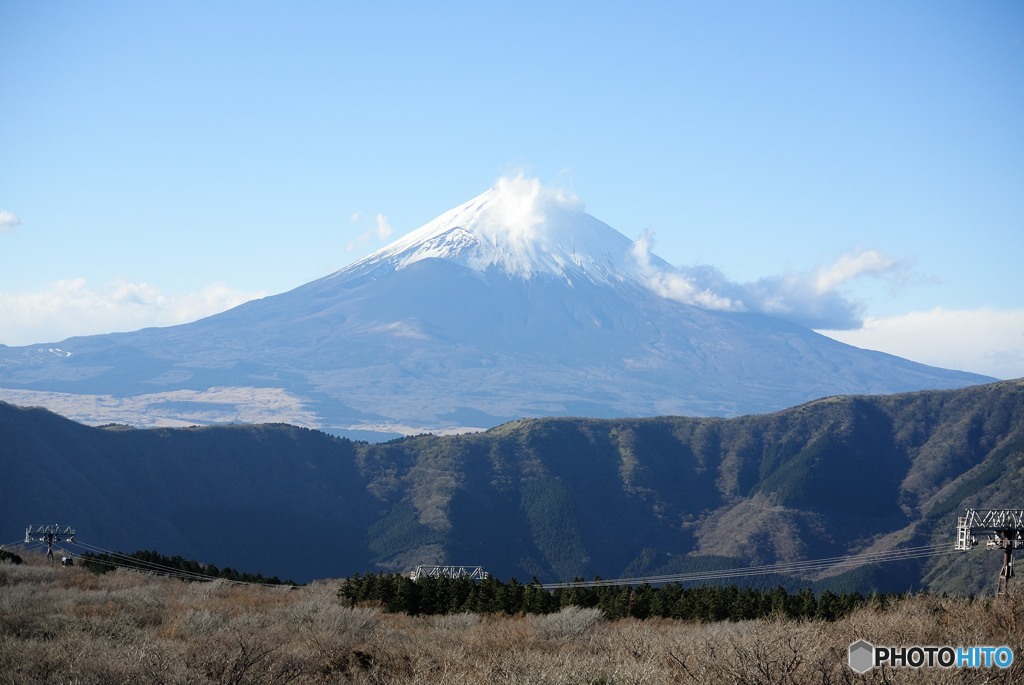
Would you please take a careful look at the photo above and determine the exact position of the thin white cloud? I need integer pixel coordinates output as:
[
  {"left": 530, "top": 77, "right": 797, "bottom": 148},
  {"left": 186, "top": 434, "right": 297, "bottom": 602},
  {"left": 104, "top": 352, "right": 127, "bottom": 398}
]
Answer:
[
  {"left": 0, "top": 210, "right": 22, "bottom": 232},
  {"left": 742, "top": 270, "right": 869, "bottom": 330},
  {"left": 631, "top": 230, "right": 742, "bottom": 311},
  {"left": 0, "top": 279, "right": 265, "bottom": 346},
  {"left": 375, "top": 212, "right": 392, "bottom": 240},
  {"left": 633, "top": 230, "right": 1020, "bottom": 376},
  {"left": 814, "top": 249, "right": 898, "bottom": 293},
  {"left": 631, "top": 232, "right": 907, "bottom": 330},
  {"left": 819, "top": 308, "right": 1024, "bottom": 380},
  {"left": 346, "top": 212, "right": 395, "bottom": 252}
]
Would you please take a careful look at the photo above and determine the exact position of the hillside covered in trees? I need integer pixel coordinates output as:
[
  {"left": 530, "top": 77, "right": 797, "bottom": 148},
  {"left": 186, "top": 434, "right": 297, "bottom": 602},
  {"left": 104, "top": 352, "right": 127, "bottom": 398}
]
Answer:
[{"left": 3, "top": 379, "right": 1023, "bottom": 593}]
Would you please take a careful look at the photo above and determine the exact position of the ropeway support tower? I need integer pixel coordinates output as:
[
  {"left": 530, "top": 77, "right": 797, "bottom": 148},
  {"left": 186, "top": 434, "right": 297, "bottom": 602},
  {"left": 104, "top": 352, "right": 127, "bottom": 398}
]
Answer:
[
  {"left": 409, "top": 565, "right": 489, "bottom": 581},
  {"left": 25, "top": 524, "right": 76, "bottom": 563},
  {"left": 956, "top": 509, "right": 1024, "bottom": 596}
]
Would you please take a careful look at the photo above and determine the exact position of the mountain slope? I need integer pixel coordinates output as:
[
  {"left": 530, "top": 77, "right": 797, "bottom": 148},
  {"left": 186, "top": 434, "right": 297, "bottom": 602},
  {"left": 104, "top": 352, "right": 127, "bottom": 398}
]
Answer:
[
  {"left": 4, "top": 379, "right": 1023, "bottom": 591},
  {"left": 0, "top": 181, "right": 992, "bottom": 437}
]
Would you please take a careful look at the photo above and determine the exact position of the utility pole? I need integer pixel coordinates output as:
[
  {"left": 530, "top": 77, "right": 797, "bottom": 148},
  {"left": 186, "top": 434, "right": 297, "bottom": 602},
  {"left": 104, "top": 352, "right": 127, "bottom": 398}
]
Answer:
[
  {"left": 956, "top": 509, "right": 1024, "bottom": 596},
  {"left": 25, "top": 524, "right": 76, "bottom": 564}
]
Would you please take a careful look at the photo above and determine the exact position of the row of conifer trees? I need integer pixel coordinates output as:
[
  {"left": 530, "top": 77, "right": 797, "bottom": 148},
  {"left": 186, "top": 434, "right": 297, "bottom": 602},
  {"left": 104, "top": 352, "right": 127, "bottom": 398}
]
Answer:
[{"left": 338, "top": 572, "right": 895, "bottom": 621}]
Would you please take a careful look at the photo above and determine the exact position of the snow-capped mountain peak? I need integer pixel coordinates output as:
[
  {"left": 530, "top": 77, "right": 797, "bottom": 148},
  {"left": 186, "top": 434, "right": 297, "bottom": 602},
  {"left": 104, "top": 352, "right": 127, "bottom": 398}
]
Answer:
[
  {"left": 334, "top": 176, "right": 651, "bottom": 285},
  {"left": 0, "top": 176, "right": 993, "bottom": 439}
]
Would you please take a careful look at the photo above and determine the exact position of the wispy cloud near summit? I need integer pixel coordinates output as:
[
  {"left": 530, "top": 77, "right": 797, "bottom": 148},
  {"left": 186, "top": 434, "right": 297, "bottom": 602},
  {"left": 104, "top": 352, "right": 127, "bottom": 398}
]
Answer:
[
  {"left": 631, "top": 231, "right": 743, "bottom": 312},
  {"left": 631, "top": 232, "right": 907, "bottom": 330},
  {"left": 346, "top": 212, "right": 394, "bottom": 252},
  {"left": 474, "top": 174, "right": 581, "bottom": 247}
]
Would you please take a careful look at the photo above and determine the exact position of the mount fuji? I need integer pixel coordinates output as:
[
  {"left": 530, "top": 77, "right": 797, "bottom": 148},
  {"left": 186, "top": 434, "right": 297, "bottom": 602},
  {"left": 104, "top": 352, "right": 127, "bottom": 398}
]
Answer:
[{"left": 0, "top": 178, "right": 992, "bottom": 438}]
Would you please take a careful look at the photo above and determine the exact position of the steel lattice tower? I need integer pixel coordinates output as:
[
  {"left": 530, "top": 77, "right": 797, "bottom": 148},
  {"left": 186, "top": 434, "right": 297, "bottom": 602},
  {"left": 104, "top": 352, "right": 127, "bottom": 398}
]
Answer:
[
  {"left": 409, "top": 565, "right": 489, "bottom": 581},
  {"left": 956, "top": 509, "right": 1024, "bottom": 596},
  {"left": 25, "top": 524, "right": 76, "bottom": 563}
]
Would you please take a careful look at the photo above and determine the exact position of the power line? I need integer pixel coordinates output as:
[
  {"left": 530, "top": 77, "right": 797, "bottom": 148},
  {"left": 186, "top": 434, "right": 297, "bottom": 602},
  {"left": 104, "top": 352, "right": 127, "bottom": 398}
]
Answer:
[
  {"left": 540, "top": 543, "right": 955, "bottom": 589},
  {"left": 16, "top": 533, "right": 298, "bottom": 588},
  {"left": 11, "top": 526, "right": 955, "bottom": 594},
  {"left": 69, "top": 539, "right": 298, "bottom": 589},
  {"left": 71, "top": 541, "right": 223, "bottom": 582}
]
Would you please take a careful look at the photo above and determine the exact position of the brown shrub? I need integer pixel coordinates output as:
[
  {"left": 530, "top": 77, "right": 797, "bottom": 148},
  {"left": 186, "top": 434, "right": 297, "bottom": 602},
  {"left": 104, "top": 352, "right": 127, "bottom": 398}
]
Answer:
[{"left": 4, "top": 556, "right": 1024, "bottom": 685}]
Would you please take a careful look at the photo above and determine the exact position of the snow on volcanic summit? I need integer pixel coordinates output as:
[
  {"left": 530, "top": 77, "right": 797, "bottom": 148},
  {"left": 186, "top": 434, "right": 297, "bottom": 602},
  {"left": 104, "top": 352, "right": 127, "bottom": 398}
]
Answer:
[
  {"left": 0, "top": 175, "right": 995, "bottom": 438},
  {"left": 334, "top": 175, "right": 653, "bottom": 286}
]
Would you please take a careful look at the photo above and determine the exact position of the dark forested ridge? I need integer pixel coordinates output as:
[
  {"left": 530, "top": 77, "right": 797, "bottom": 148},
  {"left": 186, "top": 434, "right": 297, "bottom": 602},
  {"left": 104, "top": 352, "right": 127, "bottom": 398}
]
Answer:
[{"left": 3, "top": 378, "right": 1023, "bottom": 592}]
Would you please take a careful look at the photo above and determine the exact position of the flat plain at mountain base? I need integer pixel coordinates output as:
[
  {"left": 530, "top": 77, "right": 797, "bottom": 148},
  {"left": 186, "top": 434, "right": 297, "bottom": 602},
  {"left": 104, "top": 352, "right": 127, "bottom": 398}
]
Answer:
[{"left": 2, "top": 558, "right": 1023, "bottom": 684}]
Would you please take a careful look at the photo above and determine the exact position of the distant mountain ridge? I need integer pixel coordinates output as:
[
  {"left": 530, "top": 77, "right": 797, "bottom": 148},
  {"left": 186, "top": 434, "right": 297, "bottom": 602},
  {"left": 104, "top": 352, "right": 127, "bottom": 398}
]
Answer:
[
  {"left": 3, "top": 379, "right": 1023, "bottom": 592},
  {"left": 0, "top": 180, "right": 992, "bottom": 438}
]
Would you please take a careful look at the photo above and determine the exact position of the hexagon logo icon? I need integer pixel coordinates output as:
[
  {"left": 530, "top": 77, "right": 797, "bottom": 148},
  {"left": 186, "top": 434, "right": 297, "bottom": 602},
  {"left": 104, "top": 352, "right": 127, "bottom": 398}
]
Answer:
[{"left": 849, "top": 640, "right": 874, "bottom": 673}]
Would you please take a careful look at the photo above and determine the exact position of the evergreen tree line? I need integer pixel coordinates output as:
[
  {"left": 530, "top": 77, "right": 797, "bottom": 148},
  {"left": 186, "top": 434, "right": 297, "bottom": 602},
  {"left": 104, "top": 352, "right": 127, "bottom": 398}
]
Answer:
[
  {"left": 79, "top": 550, "right": 296, "bottom": 585},
  {"left": 338, "top": 572, "right": 895, "bottom": 622}
]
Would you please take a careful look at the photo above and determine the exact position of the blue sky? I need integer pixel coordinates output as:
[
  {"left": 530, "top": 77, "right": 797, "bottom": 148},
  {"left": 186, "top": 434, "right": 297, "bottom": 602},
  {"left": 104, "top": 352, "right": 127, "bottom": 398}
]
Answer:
[{"left": 1, "top": 1, "right": 1022, "bottom": 378}]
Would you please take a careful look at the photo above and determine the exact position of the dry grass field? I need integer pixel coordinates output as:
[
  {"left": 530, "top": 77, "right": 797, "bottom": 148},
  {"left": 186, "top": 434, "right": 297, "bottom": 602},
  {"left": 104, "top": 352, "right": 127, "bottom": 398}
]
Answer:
[{"left": 2, "top": 553, "right": 1023, "bottom": 684}]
